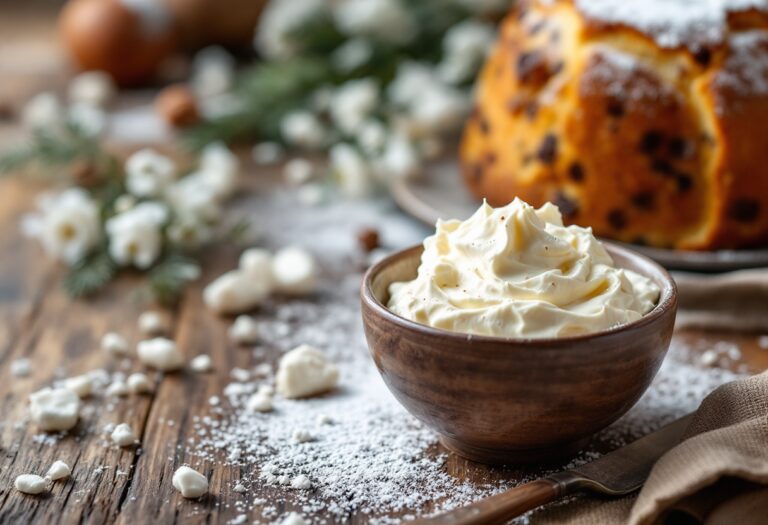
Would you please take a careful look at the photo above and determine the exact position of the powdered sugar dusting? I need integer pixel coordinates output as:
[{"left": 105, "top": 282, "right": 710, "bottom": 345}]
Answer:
[
  {"left": 175, "top": 192, "right": 747, "bottom": 523},
  {"left": 711, "top": 30, "right": 768, "bottom": 113},
  {"left": 573, "top": 0, "right": 768, "bottom": 49}
]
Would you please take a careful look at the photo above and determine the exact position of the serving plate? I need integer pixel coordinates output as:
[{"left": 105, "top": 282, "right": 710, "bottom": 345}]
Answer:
[{"left": 390, "top": 160, "right": 768, "bottom": 272}]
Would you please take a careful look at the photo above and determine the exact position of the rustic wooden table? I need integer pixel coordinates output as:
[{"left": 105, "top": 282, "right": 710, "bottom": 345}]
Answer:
[{"left": 1, "top": 5, "right": 767, "bottom": 525}]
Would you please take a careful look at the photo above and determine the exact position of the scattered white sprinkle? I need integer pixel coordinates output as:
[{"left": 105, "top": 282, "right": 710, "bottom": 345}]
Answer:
[
  {"left": 11, "top": 358, "right": 32, "bottom": 378},
  {"left": 111, "top": 423, "right": 137, "bottom": 447},
  {"left": 63, "top": 374, "right": 93, "bottom": 398},
  {"left": 101, "top": 332, "right": 129, "bottom": 357},
  {"left": 290, "top": 474, "right": 312, "bottom": 490},
  {"left": 701, "top": 349, "right": 719, "bottom": 366},
  {"left": 172, "top": 466, "right": 208, "bottom": 498},
  {"left": 229, "top": 315, "right": 260, "bottom": 345},
  {"left": 14, "top": 474, "right": 50, "bottom": 495},
  {"left": 127, "top": 372, "right": 152, "bottom": 393},
  {"left": 106, "top": 380, "right": 129, "bottom": 397},
  {"left": 46, "top": 460, "right": 72, "bottom": 481},
  {"left": 233, "top": 482, "right": 247, "bottom": 493},
  {"left": 292, "top": 429, "right": 312, "bottom": 443},
  {"left": 190, "top": 354, "right": 213, "bottom": 373},
  {"left": 138, "top": 311, "right": 166, "bottom": 336},
  {"left": 137, "top": 338, "right": 184, "bottom": 372},
  {"left": 29, "top": 387, "right": 80, "bottom": 432},
  {"left": 759, "top": 335, "right": 768, "bottom": 349}
]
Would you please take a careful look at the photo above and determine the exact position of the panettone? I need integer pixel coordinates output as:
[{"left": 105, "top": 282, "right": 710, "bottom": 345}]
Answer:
[{"left": 460, "top": 0, "right": 768, "bottom": 250}]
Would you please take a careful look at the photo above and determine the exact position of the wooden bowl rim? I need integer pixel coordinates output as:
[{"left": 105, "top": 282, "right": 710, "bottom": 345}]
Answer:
[{"left": 361, "top": 241, "right": 678, "bottom": 345}]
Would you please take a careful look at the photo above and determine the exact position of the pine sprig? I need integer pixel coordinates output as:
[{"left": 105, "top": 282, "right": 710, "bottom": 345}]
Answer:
[
  {"left": 0, "top": 121, "right": 103, "bottom": 175},
  {"left": 147, "top": 254, "right": 201, "bottom": 306},
  {"left": 63, "top": 249, "right": 117, "bottom": 298},
  {"left": 184, "top": 58, "right": 335, "bottom": 150}
]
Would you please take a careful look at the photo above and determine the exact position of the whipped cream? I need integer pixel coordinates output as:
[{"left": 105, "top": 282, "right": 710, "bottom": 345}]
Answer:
[{"left": 388, "top": 199, "right": 660, "bottom": 338}]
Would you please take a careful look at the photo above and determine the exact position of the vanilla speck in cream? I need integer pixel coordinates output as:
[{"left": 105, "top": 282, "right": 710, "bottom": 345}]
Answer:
[{"left": 388, "top": 199, "right": 660, "bottom": 338}]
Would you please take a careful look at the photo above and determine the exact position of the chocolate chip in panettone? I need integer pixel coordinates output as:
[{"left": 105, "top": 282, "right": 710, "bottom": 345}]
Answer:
[
  {"left": 607, "top": 209, "right": 628, "bottom": 230},
  {"left": 528, "top": 20, "right": 545, "bottom": 35},
  {"left": 471, "top": 163, "right": 484, "bottom": 183},
  {"left": 676, "top": 174, "right": 693, "bottom": 192},
  {"left": 506, "top": 96, "right": 525, "bottom": 115},
  {"left": 357, "top": 228, "right": 380, "bottom": 253},
  {"left": 640, "top": 131, "right": 663, "bottom": 155},
  {"left": 553, "top": 192, "right": 578, "bottom": 218},
  {"left": 516, "top": 51, "right": 547, "bottom": 84},
  {"left": 631, "top": 191, "right": 655, "bottom": 211},
  {"left": 0, "top": 100, "right": 15, "bottom": 121},
  {"left": 668, "top": 137, "right": 689, "bottom": 159},
  {"left": 728, "top": 198, "right": 760, "bottom": 223},
  {"left": 606, "top": 97, "right": 624, "bottom": 118},
  {"left": 692, "top": 47, "right": 712, "bottom": 67},
  {"left": 484, "top": 152, "right": 497, "bottom": 166},
  {"left": 525, "top": 102, "right": 539, "bottom": 120},
  {"left": 651, "top": 159, "right": 675, "bottom": 177},
  {"left": 568, "top": 162, "right": 585, "bottom": 183},
  {"left": 551, "top": 62, "right": 564, "bottom": 76},
  {"left": 536, "top": 134, "right": 558, "bottom": 165}
]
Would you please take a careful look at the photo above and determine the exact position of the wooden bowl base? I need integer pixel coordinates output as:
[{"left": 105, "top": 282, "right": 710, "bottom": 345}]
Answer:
[{"left": 439, "top": 434, "right": 591, "bottom": 466}]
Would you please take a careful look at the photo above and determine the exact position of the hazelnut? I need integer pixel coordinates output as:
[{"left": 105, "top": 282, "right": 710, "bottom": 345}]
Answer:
[
  {"left": 155, "top": 84, "right": 199, "bottom": 128},
  {"left": 71, "top": 160, "right": 102, "bottom": 187},
  {"left": 357, "top": 228, "right": 380, "bottom": 252}
]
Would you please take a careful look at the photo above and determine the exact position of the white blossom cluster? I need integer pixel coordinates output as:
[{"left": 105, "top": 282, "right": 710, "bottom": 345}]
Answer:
[
  {"left": 253, "top": 0, "right": 505, "bottom": 198},
  {"left": 21, "top": 141, "right": 240, "bottom": 271},
  {"left": 21, "top": 71, "right": 115, "bottom": 137}
]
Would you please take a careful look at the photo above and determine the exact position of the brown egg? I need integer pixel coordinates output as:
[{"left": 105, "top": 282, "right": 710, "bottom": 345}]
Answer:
[
  {"left": 162, "top": 0, "right": 267, "bottom": 49},
  {"left": 59, "top": 0, "right": 177, "bottom": 86}
]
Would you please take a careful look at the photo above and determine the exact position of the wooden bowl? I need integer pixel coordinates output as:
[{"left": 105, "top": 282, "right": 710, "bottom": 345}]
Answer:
[{"left": 361, "top": 242, "right": 678, "bottom": 464}]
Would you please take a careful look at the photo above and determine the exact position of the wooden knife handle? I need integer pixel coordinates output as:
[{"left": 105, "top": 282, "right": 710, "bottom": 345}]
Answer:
[{"left": 410, "top": 478, "right": 562, "bottom": 525}]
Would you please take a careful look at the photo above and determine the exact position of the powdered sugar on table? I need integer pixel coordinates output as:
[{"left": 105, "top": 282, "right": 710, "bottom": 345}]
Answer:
[{"left": 182, "top": 192, "right": 743, "bottom": 523}]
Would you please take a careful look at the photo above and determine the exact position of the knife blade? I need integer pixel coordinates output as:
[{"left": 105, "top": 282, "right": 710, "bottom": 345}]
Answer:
[{"left": 412, "top": 413, "right": 693, "bottom": 525}]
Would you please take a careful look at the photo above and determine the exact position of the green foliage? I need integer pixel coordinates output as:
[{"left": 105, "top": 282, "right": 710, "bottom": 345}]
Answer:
[
  {"left": 185, "top": 0, "right": 476, "bottom": 148},
  {"left": 0, "top": 121, "right": 104, "bottom": 177},
  {"left": 63, "top": 250, "right": 117, "bottom": 298},
  {"left": 147, "top": 254, "right": 201, "bottom": 306}
]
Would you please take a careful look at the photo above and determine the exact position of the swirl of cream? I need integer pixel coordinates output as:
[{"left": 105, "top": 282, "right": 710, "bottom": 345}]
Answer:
[{"left": 388, "top": 199, "right": 660, "bottom": 338}]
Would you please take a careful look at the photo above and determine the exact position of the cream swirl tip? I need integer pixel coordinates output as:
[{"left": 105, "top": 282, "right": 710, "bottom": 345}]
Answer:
[{"left": 387, "top": 199, "right": 660, "bottom": 338}]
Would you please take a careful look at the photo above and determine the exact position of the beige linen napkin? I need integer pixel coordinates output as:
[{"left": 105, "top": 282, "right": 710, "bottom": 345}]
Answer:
[
  {"left": 674, "top": 269, "right": 768, "bottom": 332},
  {"left": 530, "top": 370, "right": 768, "bottom": 525}
]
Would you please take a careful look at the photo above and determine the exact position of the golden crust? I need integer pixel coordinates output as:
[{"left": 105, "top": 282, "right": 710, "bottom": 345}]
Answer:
[{"left": 461, "top": 0, "right": 768, "bottom": 249}]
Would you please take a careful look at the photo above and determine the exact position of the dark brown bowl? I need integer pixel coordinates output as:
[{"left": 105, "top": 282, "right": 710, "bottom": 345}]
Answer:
[{"left": 361, "top": 242, "right": 678, "bottom": 464}]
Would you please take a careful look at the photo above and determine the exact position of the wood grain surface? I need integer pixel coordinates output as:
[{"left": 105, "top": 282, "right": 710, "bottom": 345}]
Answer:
[{"left": 1, "top": 5, "right": 767, "bottom": 525}]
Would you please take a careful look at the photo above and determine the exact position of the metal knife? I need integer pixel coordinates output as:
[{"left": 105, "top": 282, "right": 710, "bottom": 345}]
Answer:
[{"left": 413, "top": 414, "right": 693, "bottom": 525}]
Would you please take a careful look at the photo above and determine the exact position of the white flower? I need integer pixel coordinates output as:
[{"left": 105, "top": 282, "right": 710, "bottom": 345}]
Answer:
[
  {"left": 407, "top": 83, "right": 470, "bottom": 137},
  {"left": 21, "top": 92, "right": 64, "bottom": 131},
  {"left": 389, "top": 63, "right": 471, "bottom": 137},
  {"left": 283, "top": 158, "right": 315, "bottom": 186},
  {"left": 330, "top": 143, "right": 372, "bottom": 198},
  {"left": 438, "top": 21, "right": 496, "bottom": 84},
  {"left": 68, "top": 71, "right": 116, "bottom": 107},
  {"left": 68, "top": 103, "right": 107, "bottom": 137},
  {"left": 252, "top": 142, "right": 284, "bottom": 165},
  {"left": 333, "top": 0, "right": 416, "bottom": 44},
  {"left": 21, "top": 188, "right": 100, "bottom": 266},
  {"left": 375, "top": 133, "right": 421, "bottom": 180},
  {"left": 281, "top": 111, "right": 325, "bottom": 150},
  {"left": 357, "top": 119, "right": 388, "bottom": 154},
  {"left": 388, "top": 62, "right": 437, "bottom": 107},
  {"left": 167, "top": 214, "right": 214, "bottom": 248},
  {"left": 332, "top": 38, "right": 373, "bottom": 72},
  {"left": 197, "top": 142, "right": 240, "bottom": 199},
  {"left": 331, "top": 78, "right": 379, "bottom": 134},
  {"left": 105, "top": 202, "right": 168, "bottom": 269},
  {"left": 166, "top": 175, "right": 222, "bottom": 223},
  {"left": 192, "top": 46, "right": 235, "bottom": 98},
  {"left": 125, "top": 149, "right": 176, "bottom": 198},
  {"left": 255, "top": 0, "right": 328, "bottom": 59}
]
